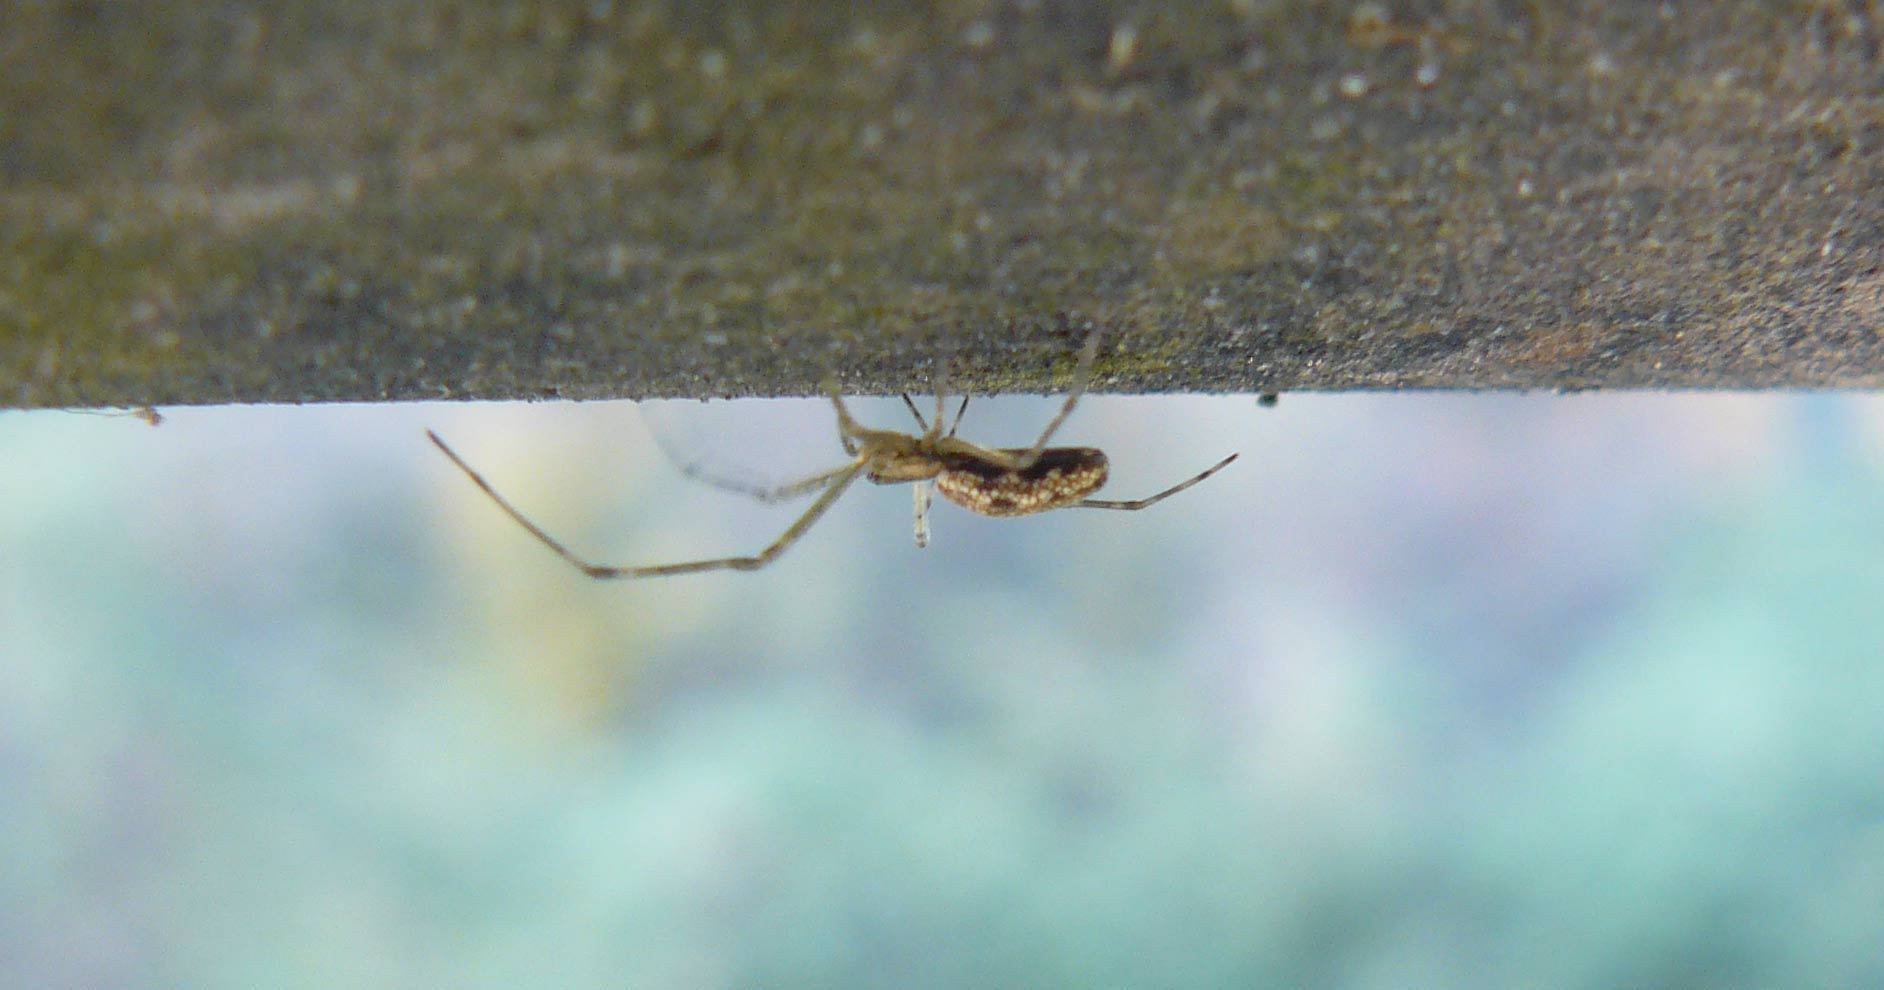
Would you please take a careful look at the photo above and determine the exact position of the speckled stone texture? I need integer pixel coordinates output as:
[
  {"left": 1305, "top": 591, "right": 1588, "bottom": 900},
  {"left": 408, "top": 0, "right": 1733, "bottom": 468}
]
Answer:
[{"left": 6, "top": 2, "right": 1884, "bottom": 407}]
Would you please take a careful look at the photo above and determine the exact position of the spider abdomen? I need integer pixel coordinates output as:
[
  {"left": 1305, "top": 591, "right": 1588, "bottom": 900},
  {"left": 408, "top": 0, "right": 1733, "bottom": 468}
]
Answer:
[{"left": 935, "top": 447, "right": 1109, "bottom": 517}]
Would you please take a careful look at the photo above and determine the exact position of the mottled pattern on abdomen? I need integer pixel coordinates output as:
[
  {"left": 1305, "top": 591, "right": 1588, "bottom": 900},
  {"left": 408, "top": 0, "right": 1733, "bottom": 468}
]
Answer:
[{"left": 934, "top": 447, "right": 1109, "bottom": 517}]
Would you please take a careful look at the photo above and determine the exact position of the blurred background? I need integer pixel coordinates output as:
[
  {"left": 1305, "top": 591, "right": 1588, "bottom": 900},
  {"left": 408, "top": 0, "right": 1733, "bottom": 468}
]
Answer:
[{"left": 4, "top": 392, "right": 1883, "bottom": 988}]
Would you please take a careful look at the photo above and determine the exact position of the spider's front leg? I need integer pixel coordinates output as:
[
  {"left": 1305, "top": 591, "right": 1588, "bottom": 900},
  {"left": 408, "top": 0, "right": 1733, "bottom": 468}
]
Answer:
[{"left": 825, "top": 383, "right": 867, "bottom": 455}]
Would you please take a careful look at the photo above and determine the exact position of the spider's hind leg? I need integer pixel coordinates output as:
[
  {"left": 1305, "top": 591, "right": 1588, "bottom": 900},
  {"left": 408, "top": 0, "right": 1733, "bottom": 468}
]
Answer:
[
  {"left": 1075, "top": 453, "right": 1239, "bottom": 511},
  {"left": 1015, "top": 330, "right": 1103, "bottom": 468}
]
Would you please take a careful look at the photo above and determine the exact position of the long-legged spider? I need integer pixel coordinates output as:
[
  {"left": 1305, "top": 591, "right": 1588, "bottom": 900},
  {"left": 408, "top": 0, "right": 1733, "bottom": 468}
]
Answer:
[{"left": 426, "top": 335, "right": 1237, "bottom": 578}]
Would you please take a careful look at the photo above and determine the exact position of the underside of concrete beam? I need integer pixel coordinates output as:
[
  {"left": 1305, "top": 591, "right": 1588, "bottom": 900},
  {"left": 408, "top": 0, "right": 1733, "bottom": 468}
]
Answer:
[{"left": 5, "top": 2, "right": 1884, "bottom": 407}]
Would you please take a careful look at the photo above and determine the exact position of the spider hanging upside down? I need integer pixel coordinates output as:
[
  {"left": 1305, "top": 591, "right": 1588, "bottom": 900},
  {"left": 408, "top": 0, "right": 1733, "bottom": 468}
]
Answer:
[{"left": 426, "top": 334, "right": 1238, "bottom": 578}]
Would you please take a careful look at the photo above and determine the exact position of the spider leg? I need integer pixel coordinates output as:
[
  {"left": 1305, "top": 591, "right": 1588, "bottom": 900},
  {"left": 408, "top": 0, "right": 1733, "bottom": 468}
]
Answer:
[
  {"left": 907, "top": 363, "right": 969, "bottom": 439},
  {"left": 944, "top": 396, "right": 970, "bottom": 439},
  {"left": 1015, "top": 330, "right": 1102, "bottom": 468},
  {"left": 428, "top": 429, "right": 865, "bottom": 578},
  {"left": 673, "top": 461, "right": 868, "bottom": 504},
  {"left": 826, "top": 382, "right": 866, "bottom": 455},
  {"left": 901, "top": 394, "right": 930, "bottom": 432},
  {"left": 929, "top": 360, "right": 950, "bottom": 440},
  {"left": 640, "top": 406, "right": 858, "bottom": 504},
  {"left": 913, "top": 479, "right": 933, "bottom": 548},
  {"left": 1075, "top": 453, "right": 1238, "bottom": 511}
]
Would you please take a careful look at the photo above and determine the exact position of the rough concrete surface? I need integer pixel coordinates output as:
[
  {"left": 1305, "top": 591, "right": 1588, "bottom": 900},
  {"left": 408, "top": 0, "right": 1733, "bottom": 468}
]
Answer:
[{"left": 3, "top": 1, "right": 1883, "bottom": 407}]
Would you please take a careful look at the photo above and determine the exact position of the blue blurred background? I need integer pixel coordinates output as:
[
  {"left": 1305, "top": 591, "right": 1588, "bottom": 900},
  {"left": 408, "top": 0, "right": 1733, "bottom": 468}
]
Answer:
[{"left": 4, "top": 392, "right": 1883, "bottom": 988}]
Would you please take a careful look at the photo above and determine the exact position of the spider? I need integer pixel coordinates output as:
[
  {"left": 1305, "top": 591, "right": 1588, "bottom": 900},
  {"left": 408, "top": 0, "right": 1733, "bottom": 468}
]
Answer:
[{"left": 425, "top": 335, "right": 1238, "bottom": 578}]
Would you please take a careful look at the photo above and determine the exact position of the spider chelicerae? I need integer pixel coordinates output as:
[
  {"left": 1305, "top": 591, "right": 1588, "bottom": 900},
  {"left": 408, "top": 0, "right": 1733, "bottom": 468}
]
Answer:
[{"left": 426, "top": 335, "right": 1238, "bottom": 578}]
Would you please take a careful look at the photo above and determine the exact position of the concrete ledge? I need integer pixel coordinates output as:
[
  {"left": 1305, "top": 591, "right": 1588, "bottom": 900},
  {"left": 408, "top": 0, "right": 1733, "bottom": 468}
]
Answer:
[{"left": 6, "top": 2, "right": 1884, "bottom": 407}]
